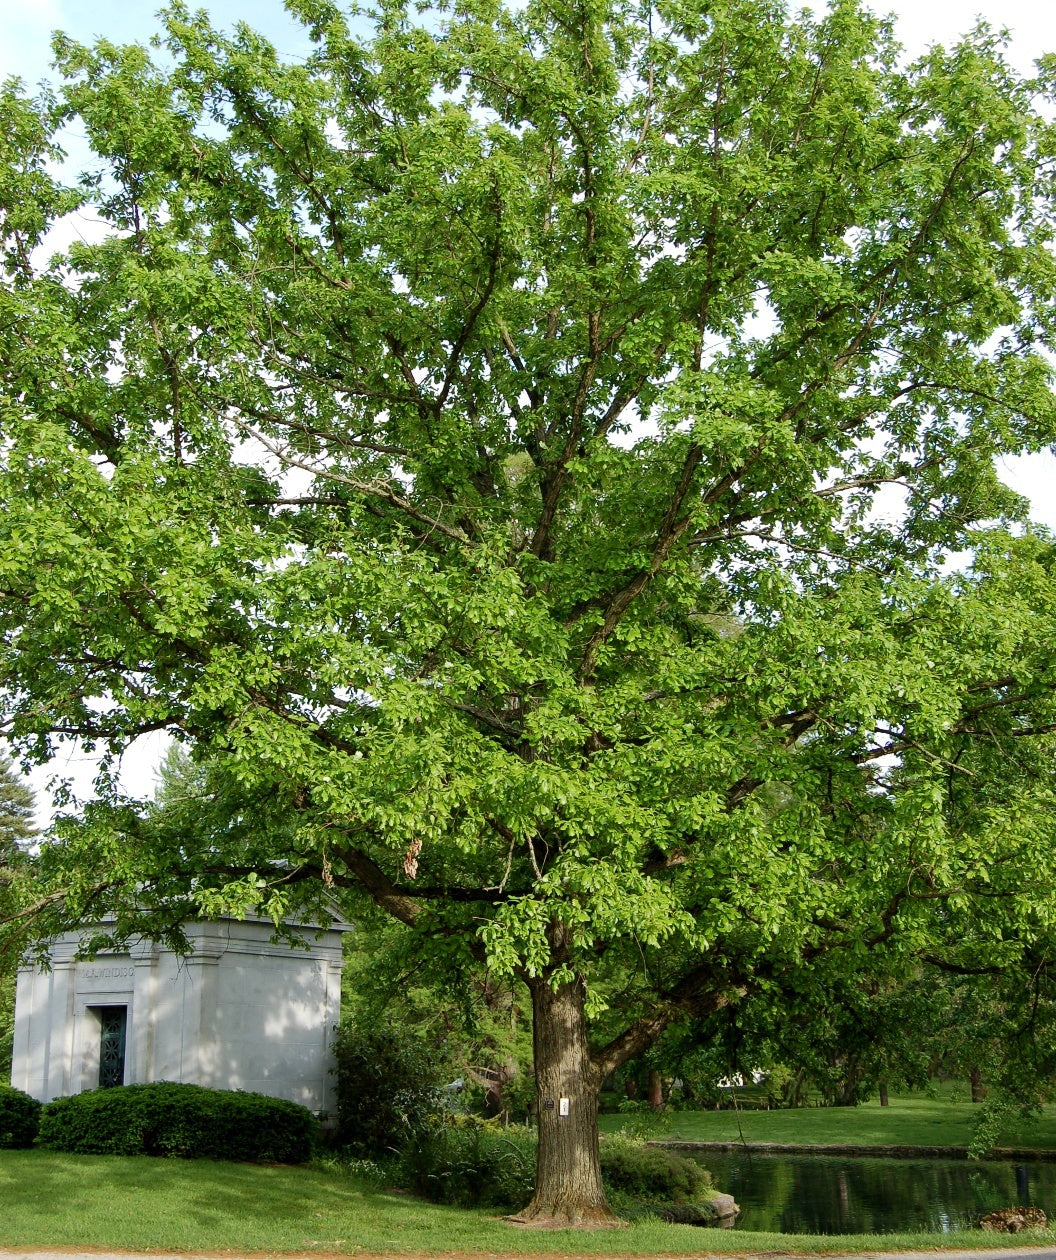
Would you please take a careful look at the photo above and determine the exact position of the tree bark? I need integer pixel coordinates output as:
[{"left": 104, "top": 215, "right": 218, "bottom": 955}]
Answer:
[
  {"left": 879, "top": 1081, "right": 889, "bottom": 1107},
  {"left": 970, "top": 1066, "right": 987, "bottom": 1103},
  {"left": 647, "top": 1068, "right": 664, "bottom": 1108},
  {"left": 832, "top": 1054, "right": 862, "bottom": 1106},
  {"left": 509, "top": 973, "right": 621, "bottom": 1227}
]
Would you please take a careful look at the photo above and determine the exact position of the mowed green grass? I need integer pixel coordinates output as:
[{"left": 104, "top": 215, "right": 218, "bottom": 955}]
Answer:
[
  {"left": 599, "top": 1094, "right": 1056, "bottom": 1149},
  {"left": 2, "top": 1147, "right": 1052, "bottom": 1256}
]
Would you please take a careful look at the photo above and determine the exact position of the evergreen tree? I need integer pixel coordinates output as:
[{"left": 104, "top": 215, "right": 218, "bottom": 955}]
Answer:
[
  {"left": 0, "top": 761, "right": 35, "bottom": 854},
  {"left": 0, "top": 761, "right": 35, "bottom": 1079}
]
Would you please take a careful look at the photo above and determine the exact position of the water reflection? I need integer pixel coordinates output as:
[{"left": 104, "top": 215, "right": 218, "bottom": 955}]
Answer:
[{"left": 694, "top": 1152, "right": 1054, "bottom": 1235}]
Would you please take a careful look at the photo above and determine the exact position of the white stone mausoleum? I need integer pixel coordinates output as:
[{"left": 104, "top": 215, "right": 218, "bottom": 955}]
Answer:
[{"left": 10, "top": 917, "right": 345, "bottom": 1114}]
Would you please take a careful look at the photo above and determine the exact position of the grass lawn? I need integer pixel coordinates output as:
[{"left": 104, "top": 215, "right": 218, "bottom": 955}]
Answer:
[
  {"left": 2, "top": 1147, "right": 1054, "bottom": 1256},
  {"left": 599, "top": 1094, "right": 1056, "bottom": 1150}
]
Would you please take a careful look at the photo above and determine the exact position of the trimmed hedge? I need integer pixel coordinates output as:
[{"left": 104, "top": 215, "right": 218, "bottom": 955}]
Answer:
[
  {"left": 0, "top": 1084, "right": 41, "bottom": 1148},
  {"left": 38, "top": 1082, "right": 317, "bottom": 1162}
]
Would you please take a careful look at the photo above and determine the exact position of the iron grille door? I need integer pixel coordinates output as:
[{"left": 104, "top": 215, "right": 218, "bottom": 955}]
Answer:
[{"left": 98, "top": 1006, "right": 127, "bottom": 1088}]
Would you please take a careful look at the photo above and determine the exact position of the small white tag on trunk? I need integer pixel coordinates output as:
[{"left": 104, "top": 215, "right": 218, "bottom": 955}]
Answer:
[{"left": 559, "top": 1097, "right": 570, "bottom": 1116}]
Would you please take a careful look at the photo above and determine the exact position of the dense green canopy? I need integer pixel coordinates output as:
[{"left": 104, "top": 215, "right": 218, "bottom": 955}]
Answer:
[{"left": 3, "top": 0, "right": 1056, "bottom": 1221}]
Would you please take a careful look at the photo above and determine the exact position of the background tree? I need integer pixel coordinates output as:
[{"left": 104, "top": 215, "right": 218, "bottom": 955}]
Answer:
[
  {"left": 3, "top": 0, "right": 1056, "bottom": 1224},
  {"left": 0, "top": 761, "right": 36, "bottom": 1077},
  {"left": 660, "top": 962, "right": 938, "bottom": 1110},
  {"left": 344, "top": 929, "right": 535, "bottom": 1123}
]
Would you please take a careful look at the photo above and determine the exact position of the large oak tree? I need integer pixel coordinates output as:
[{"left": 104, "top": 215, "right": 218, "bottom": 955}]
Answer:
[{"left": 4, "top": 0, "right": 1056, "bottom": 1224}]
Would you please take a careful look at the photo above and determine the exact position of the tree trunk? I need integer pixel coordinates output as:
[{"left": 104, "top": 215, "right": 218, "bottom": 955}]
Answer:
[
  {"left": 832, "top": 1055, "right": 862, "bottom": 1106},
  {"left": 970, "top": 1066, "right": 987, "bottom": 1103},
  {"left": 482, "top": 1069, "right": 504, "bottom": 1121},
  {"left": 647, "top": 1068, "right": 664, "bottom": 1109},
  {"left": 782, "top": 1066, "right": 808, "bottom": 1107},
  {"left": 509, "top": 974, "right": 621, "bottom": 1227},
  {"left": 878, "top": 1082, "right": 889, "bottom": 1107}
]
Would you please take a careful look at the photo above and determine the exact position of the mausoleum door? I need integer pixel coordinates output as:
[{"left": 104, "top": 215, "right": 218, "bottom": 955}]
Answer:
[{"left": 96, "top": 1006, "right": 128, "bottom": 1088}]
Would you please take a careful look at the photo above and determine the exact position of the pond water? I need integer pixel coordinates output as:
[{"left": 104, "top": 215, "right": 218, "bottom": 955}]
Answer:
[{"left": 695, "top": 1151, "right": 1056, "bottom": 1235}]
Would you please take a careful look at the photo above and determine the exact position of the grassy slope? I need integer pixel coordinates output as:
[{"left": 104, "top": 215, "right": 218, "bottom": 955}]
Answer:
[
  {"left": 2, "top": 1148, "right": 1053, "bottom": 1256},
  {"left": 599, "top": 1096, "right": 1056, "bottom": 1150}
]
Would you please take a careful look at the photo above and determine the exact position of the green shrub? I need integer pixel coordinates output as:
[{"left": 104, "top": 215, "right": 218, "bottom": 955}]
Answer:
[
  {"left": 658, "top": 1201, "right": 720, "bottom": 1224},
  {"left": 312, "top": 1151, "right": 397, "bottom": 1187},
  {"left": 399, "top": 1118, "right": 536, "bottom": 1209},
  {"left": 0, "top": 1083, "right": 40, "bottom": 1148},
  {"left": 598, "top": 1136, "right": 711, "bottom": 1205},
  {"left": 398, "top": 1125, "right": 712, "bottom": 1215},
  {"left": 332, "top": 1023, "right": 441, "bottom": 1155},
  {"left": 38, "top": 1082, "right": 316, "bottom": 1162}
]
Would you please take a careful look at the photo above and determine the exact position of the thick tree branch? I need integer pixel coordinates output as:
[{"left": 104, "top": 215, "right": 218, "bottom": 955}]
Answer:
[
  {"left": 578, "top": 443, "right": 704, "bottom": 678},
  {"left": 332, "top": 843, "right": 424, "bottom": 927},
  {"left": 591, "top": 972, "right": 747, "bottom": 1078}
]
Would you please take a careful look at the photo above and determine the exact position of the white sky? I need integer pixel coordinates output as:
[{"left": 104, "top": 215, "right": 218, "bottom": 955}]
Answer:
[{"left": 2, "top": 0, "right": 1056, "bottom": 819}]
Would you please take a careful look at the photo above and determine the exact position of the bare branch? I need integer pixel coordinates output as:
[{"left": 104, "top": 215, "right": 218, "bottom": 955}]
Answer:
[{"left": 230, "top": 416, "right": 472, "bottom": 544}]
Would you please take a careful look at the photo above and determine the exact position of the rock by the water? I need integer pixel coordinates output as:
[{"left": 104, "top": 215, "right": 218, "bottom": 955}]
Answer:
[
  {"left": 710, "top": 1192, "right": 740, "bottom": 1220},
  {"left": 979, "top": 1206, "right": 1048, "bottom": 1233}
]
